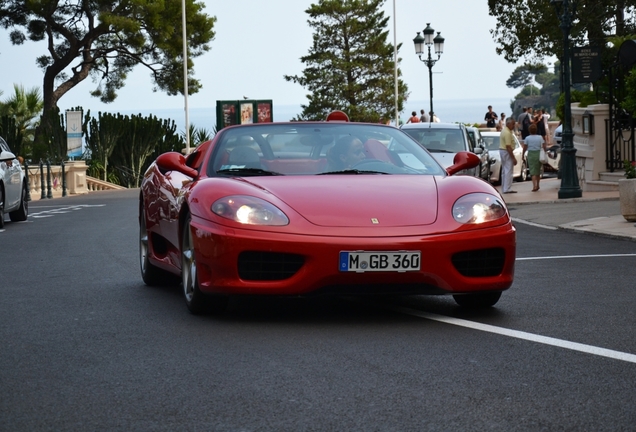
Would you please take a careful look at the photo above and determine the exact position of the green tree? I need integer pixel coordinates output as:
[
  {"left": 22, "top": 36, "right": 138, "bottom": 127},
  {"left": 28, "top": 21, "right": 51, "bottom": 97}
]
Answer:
[
  {"left": 85, "top": 112, "right": 127, "bottom": 182},
  {"left": 110, "top": 114, "right": 183, "bottom": 187},
  {"left": 0, "top": 84, "right": 43, "bottom": 157},
  {"left": 182, "top": 124, "right": 214, "bottom": 147},
  {"left": 0, "top": 0, "right": 216, "bottom": 145},
  {"left": 284, "top": 0, "right": 408, "bottom": 122},
  {"left": 487, "top": 0, "right": 634, "bottom": 63},
  {"left": 506, "top": 63, "right": 549, "bottom": 94}
]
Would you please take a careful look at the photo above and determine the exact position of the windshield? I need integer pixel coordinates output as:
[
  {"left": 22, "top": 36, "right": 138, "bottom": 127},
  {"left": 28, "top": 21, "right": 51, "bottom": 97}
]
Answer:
[
  {"left": 401, "top": 128, "right": 466, "bottom": 153},
  {"left": 207, "top": 123, "right": 447, "bottom": 176},
  {"left": 482, "top": 135, "right": 501, "bottom": 151}
]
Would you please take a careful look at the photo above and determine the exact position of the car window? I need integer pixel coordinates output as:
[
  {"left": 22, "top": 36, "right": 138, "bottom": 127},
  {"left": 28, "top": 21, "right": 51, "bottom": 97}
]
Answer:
[
  {"left": 482, "top": 135, "right": 500, "bottom": 150},
  {"left": 208, "top": 123, "right": 447, "bottom": 176},
  {"left": 467, "top": 130, "right": 476, "bottom": 147},
  {"left": 401, "top": 128, "right": 466, "bottom": 153}
]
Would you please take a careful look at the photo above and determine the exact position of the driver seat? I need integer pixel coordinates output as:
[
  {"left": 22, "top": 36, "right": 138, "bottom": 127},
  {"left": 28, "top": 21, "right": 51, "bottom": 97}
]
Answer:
[{"left": 228, "top": 146, "right": 262, "bottom": 169}]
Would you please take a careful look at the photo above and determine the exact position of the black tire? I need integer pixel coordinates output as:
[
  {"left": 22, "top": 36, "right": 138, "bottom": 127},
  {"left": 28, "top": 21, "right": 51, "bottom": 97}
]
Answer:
[
  {"left": 0, "top": 187, "right": 5, "bottom": 229},
  {"left": 453, "top": 292, "right": 502, "bottom": 308},
  {"left": 139, "top": 203, "right": 176, "bottom": 286},
  {"left": 181, "top": 213, "right": 228, "bottom": 314},
  {"left": 9, "top": 185, "right": 28, "bottom": 222}
]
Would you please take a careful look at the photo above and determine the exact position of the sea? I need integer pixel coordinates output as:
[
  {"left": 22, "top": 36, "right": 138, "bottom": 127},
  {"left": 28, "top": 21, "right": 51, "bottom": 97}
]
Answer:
[{"left": 100, "top": 97, "right": 513, "bottom": 136}]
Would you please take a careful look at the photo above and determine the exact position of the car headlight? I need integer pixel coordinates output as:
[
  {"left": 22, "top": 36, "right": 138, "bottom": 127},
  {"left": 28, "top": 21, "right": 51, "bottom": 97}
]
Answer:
[
  {"left": 212, "top": 195, "right": 289, "bottom": 226},
  {"left": 452, "top": 193, "right": 507, "bottom": 224}
]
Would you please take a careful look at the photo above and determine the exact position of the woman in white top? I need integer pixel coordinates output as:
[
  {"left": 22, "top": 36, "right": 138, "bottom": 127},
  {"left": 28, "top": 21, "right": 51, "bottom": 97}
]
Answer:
[
  {"left": 521, "top": 123, "right": 547, "bottom": 192},
  {"left": 496, "top": 113, "right": 506, "bottom": 131}
]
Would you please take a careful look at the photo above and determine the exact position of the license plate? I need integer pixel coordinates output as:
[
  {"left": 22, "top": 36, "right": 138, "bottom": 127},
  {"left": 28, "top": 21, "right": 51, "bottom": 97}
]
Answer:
[{"left": 339, "top": 251, "right": 421, "bottom": 273}]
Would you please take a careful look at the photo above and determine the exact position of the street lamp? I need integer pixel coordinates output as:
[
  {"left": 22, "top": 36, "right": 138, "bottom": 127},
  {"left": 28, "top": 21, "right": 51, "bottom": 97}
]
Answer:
[
  {"left": 551, "top": 0, "right": 582, "bottom": 199},
  {"left": 413, "top": 24, "right": 444, "bottom": 123}
]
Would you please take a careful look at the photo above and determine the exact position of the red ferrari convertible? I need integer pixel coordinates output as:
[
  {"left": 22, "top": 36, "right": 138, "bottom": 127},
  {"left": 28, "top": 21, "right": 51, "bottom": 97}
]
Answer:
[{"left": 140, "top": 116, "right": 516, "bottom": 313}]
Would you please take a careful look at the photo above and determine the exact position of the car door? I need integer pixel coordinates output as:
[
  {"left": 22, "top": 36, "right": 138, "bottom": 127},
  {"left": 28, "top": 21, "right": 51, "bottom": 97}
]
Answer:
[
  {"left": 0, "top": 138, "right": 21, "bottom": 211},
  {"left": 512, "top": 135, "right": 525, "bottom": 178}
]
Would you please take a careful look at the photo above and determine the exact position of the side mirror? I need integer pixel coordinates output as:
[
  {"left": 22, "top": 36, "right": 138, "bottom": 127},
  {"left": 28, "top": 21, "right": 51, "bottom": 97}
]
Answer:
[
  {"left": 0, "top": 150, "right": 16, "bottom": 162},
  {"left": 473, "top": 147, "right": 483, "bottom": 155},
  {"left": 156, "top": 152, "right": 198, "bottom": 178},
  {"left": 446, "top": 151, "right": 480, "bottom": 176}
]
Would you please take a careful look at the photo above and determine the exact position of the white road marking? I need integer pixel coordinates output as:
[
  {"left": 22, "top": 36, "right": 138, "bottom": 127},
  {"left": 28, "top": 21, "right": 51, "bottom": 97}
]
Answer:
[
  {"left": 517, "top": 253, "right": 636, "bottom": 261},
  {"left": 390, "top": 306, "right": 636, "bottom": 364},
  {"left": 512, "top": 217, "right": 558, "bottom": 230},
  {"left": 29, "top": 204, "right": 105, "bottom": 218}
]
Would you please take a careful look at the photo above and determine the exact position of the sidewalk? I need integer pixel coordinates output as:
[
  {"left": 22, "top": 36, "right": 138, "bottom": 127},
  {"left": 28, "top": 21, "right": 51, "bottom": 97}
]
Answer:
[{"left": 496, "top": 176, "right": 636, "bottom": 241}]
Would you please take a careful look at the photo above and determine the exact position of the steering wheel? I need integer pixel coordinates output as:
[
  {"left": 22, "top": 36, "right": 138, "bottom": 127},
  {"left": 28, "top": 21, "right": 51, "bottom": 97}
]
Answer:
[{"left": 351, "top": 158, "right": 385, "bottom": 169}]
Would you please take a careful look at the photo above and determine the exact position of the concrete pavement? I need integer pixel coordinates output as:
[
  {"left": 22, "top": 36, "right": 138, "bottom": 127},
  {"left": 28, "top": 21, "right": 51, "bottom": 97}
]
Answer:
[{"left": 496, "top": 176, "right": 636, "bottom": 242}]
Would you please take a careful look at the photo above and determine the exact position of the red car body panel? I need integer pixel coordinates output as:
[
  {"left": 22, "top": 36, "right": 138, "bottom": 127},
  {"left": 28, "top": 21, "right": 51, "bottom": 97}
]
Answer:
[{"left": 140, "top": 122, "right": 516, "bottom": 299}]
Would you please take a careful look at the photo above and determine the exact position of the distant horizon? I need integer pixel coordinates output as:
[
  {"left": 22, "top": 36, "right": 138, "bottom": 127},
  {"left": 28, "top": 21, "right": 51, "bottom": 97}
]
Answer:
[{"left": 94, "top": 97, "right": 514, "bottom": 134}]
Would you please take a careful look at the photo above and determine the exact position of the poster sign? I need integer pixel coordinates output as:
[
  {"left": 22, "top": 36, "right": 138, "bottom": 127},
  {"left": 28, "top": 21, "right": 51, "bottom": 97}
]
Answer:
[
  {"left": 572, "top": 46, "right": 602, "bottom": 83},
  {"left": 66, "top": 110, "right": 83, "bottom": 158},
  {"left": 216, "top": 100, "right": 273, "bottom": 130},
  {"left": 220, "top": 102, "right": 239, "bottom": 128},
  {"left": 240, "top": 102, "right": 254, "bottom": 124},
  {"left": 257, "top": 102, "right": 272, "bottom": 123}
]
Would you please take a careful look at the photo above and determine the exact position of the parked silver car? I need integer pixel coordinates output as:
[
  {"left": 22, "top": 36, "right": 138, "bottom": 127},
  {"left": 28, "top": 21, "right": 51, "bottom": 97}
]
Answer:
[
  {"left": 401, "top": 122, "right": 482, "bottom": 178},
  {"left": 0, "top": 136, "right": 28, "bottom": 228},
  {"left": 466, "top": 126, "right": 494, "bottom": 181},
  {"left": 480, "top": 131, "right": 528, "bottom": 184}
]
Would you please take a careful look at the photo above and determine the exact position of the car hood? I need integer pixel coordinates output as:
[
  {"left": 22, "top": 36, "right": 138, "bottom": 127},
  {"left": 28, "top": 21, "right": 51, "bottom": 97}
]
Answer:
[{"left": 242, "top": 175, "right": 440, "bottom": 228}]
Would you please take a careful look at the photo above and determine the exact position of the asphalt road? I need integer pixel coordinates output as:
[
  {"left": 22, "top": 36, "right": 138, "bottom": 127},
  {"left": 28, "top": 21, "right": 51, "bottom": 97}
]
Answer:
[{"left": 1, "top": 189, "right": 635, "bottom": 431}]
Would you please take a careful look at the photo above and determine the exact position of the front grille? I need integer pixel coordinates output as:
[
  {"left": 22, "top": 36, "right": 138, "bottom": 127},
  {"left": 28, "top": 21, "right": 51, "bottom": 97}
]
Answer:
[
  {"left": 451, "top": 248, "right": 506, "bottom": 277},
  {"left": 238, "top": 251, "right": 304, "bottom": 281}
]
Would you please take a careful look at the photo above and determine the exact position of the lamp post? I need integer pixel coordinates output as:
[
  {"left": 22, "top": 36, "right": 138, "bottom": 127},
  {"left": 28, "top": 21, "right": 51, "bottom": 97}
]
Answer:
[
  {"left": 551, "top": 0, "right": 582, "bottom": 199},
  {"left": 413, "top": 24, "right": 444, "bottom": 123}
]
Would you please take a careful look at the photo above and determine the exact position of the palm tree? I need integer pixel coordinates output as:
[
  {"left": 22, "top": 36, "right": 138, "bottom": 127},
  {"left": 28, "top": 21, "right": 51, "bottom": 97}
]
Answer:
[{"left": 0, "top": 84, "right": 44, "bottom": 157}]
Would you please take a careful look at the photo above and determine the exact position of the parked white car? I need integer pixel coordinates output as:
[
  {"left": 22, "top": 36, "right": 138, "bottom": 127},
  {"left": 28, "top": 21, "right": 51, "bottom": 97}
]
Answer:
[
  {"left": 480, "top": 131, "right": 528, "bottom": 184},
  {"left": 0, "top": 136, "right": 28, "bottom": 228},
  {"left": 400, "top": 122, "right": 481, "bottom": 178}
]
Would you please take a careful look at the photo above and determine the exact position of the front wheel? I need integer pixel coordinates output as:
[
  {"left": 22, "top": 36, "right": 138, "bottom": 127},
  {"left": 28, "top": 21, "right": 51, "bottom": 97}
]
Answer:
[
  {"left": 0, "top": 188, "right": 5, "bottom": 229},
  {"left": 140, "top": 203, "right": 177, "bottom": 286},
  {"left": 9, "top": 186, "right": 28, "bottom": 222},
  {"left": 181, "top": 214, "right": 228, "bottom": 314},
  {"left": 453, "top": 292, "right": 502, "bottom": 308}
]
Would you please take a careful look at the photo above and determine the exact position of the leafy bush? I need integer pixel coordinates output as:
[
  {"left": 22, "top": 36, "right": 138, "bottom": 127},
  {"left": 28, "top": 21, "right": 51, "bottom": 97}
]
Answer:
[{"left": 555, "top": 90, "right": 598, "bottom": 121}]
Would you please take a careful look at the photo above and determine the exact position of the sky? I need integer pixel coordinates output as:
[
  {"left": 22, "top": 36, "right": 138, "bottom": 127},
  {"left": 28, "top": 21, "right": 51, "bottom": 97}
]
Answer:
[{"left": 0, "top": 0, "right": 529, "bottom": 122}]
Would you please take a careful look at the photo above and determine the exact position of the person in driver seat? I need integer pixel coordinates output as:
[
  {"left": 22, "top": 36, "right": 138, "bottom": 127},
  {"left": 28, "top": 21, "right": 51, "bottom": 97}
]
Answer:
[
  {"left": 327, "top": 135, "right": 366, "bottom": 170},
  {"left": 227, "top": 146, "right": 262, "bottom": 169}
]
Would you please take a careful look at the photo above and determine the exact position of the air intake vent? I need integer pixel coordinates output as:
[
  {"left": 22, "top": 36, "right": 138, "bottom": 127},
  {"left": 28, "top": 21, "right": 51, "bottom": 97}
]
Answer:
[
  {"left": 451, "top": 248, "right": 505, "bottom": 277},
  {"left": 238, "top": 251, "right": 304, "bottom": 281}
]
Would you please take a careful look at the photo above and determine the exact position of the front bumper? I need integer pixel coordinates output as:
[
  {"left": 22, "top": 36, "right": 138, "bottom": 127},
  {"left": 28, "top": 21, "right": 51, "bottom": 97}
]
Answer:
[{"left": 189, "top": 216, "right": 516, "bottom": 297}]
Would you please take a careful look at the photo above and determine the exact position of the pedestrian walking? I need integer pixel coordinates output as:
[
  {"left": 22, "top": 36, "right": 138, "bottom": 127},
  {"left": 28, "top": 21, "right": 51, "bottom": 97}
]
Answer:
[
  {"left": 485, "top": 105, "right": 498, "bottom": 128},
  {"left": 406, "top": 111, "right": 420, "bottom": 124},
  {"left": 521, "top": 123, "right": 546, "bottom": 192},
  {"left": 499, "top": 117, "right": 518, "bottom": 194},
  {"left": 419, "top": 109, "right": 430, "bottom": 123},
  {"left": 517, "top": 107, "right": 531, "bottom": 139},
  {"left": 541, "top": 109, "right": 551, "bottom": 145},
  {"left": 535, "top": 109, "right": 547, "bottom": 143}
]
